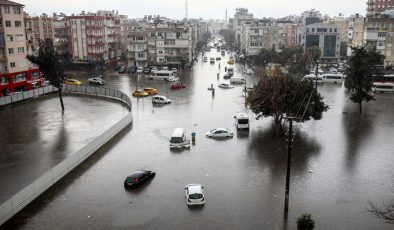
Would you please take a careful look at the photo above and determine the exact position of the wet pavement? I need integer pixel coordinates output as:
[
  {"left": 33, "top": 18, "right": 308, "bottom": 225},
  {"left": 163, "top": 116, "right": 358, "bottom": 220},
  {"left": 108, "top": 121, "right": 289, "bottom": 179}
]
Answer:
[
  {"left": 0, "top": 94, "right": 129, "bottom": 203},
  {"left": 2, "top": 50, "right": 394, "bottom": 229}
]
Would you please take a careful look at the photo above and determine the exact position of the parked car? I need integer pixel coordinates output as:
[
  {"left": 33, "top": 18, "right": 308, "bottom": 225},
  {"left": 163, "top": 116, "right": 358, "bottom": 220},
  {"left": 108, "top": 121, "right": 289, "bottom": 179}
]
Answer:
[
  {"left": 64, "top": 79, "right": 82, "bottom": 86},
  {"left": 172, "top": 67, "right": 178, "bottom": 73},
  {"left": 136, "top": 66, "right": 144, "bottom": 74},
  {"left": 223, "top": 73, "right": 231, "bottom": 79},
  {"left": 170, "top": 83, "right": 186, "bottom": 90},
  {"left": 118, "top": 66, "right": 126, "bottom": 73},
  {"left": 185, "top": 184, "right": 205, "bottom": 206},
  {"left": 132, "top": 90, "right": 149, "bottom": 97},
  {"left": 243, "top": 69, "right": 254, "bottom": 75},
  {"left": 203, "top": 56, "right": 208, "bottom": 62},
  {"left": 227, "top": 60, "right": 234, "bottom": 65},
  {"left": 162, "top": 66, "right": 169, "bottom": 71},
  {"left": 152, "top": 95, "right": 171, "bottom": 104},
  {"left": 128, "top": 66, "right": 137, "bottom": 73},
  {"left": 114, "top": 66, "right": 121, "bottom": 71},
  {"left": 151, "top": 67, "right": 158, "bottom": 74},
  {"left": 216, "top": 57, "right": 221, "bottom": 61},
  {"left": 205, "top": 128, "right": 234, "bottom": 138},
  {"left": 143, "top": 67, "right": 151, "bottom": 74},
  {"left": 88, "top": 77, "right": 105, "bottom": 85},
  {"left": 143, "top": 87, "right": 158, "bottom": 95},
  {"left": 218, "top": 83, "right": 234, "bottom": 88},
  {"left": 124, "top": 170, "right": 156, "bottom": 189}
]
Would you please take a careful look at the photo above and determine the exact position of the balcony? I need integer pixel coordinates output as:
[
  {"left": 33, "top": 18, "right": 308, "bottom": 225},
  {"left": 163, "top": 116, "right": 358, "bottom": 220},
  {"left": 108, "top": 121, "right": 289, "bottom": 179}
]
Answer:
[{"left": 0, "top": 55, "right": 7, "bottom": 62}]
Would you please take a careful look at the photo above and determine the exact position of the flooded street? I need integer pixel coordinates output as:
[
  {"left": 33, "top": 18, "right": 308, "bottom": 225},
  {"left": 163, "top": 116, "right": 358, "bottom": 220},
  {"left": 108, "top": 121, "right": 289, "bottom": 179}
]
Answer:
[{"left": 2, "top": 51, "right": 394, "bottom": 229}]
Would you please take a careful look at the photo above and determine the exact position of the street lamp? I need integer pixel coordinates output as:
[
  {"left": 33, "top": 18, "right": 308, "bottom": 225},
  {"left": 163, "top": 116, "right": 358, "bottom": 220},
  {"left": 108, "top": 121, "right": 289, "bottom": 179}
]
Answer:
[{"left": 315, "top": 60, "right": 319, "bottom": 89}]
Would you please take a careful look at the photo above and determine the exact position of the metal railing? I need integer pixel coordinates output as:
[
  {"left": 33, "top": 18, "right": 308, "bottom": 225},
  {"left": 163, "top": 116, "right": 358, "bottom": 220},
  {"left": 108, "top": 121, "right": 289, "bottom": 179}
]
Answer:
[
  {"left": 0, "top": 85, "right": 132, "bottom": 226},
  {"left": 0, "top": 85, "right": 56, "bottom": 106}
]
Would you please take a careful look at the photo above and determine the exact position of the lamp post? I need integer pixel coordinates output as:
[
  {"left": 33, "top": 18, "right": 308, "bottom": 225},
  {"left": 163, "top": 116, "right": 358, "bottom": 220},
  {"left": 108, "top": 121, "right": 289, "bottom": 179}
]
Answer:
[{"left": 315, "top": 60, "right": 319, "bottom": 89}]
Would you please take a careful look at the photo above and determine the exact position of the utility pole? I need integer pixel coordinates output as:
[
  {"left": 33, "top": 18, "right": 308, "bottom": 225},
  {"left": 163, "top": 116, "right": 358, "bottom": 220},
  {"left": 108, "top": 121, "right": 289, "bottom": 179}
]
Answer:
[
  {"left": 284, "top": 116, "right": 295, "bottom": 222},
  {"left": 315, "top": 60, "right": 319, "bottom": 89}
]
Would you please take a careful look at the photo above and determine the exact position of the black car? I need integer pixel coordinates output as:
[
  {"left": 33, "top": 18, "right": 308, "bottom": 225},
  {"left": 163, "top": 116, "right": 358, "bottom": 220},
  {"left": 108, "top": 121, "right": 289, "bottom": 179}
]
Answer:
[
  {"left": 143, "top": 67, "right": 151, "bottom": 74},
  {"left": 124, "top": 170, "right": 155, "bottom": 188},
  {"left": 118, "top": 67, "right": 126, "bottom": 73}
]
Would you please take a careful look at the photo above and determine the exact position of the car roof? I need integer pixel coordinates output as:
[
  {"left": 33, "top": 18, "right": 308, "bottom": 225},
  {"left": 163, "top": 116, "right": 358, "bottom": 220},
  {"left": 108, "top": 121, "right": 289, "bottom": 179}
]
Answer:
[
  {"left": 213, "top": 128, "right": 230, "bottom": 131},
  {"left": 186, "top": 184, "right": 203, "bottom": 193},
  {"left": 172, "top": 128, "right": 185, "bottom": 137},
  {"left": 128, "top": 170, "right": 147, "bottom": 178}
]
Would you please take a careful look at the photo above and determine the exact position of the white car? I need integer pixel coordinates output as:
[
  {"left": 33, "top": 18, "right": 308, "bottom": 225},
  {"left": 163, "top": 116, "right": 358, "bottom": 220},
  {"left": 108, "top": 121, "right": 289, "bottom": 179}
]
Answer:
[
  {"left": 218, "top": 83, "right": 234, "bottom": 89},
  {"left": 136, "top": 66, "right": 144, "bottom": 73},
  {"left": 185, "top": 184, "right": 205, "bottom": 206},
  {"left": 151, "top": 67, "right": 158, "bottom": 73},
  {"left": 205, "top": 128, "right": 234, "bottom": 138},
  {"left": 88, "top": 77, "right": 105, "bottom": 85},
  {"left": 244, "top": 69, "right": 254, "bottom": 75},
  {"left": 152, "top": 95, "right": 171, "bottom": 104},
  {"left": 172, "top": 68, "right": 178, "bottom": 73}
]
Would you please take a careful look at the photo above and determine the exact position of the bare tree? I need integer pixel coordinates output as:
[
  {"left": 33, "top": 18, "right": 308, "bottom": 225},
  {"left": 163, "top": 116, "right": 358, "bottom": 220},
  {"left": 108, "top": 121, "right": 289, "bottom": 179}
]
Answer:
[{"left": 368, "top": 199, "right": 394, "bottom": 224}]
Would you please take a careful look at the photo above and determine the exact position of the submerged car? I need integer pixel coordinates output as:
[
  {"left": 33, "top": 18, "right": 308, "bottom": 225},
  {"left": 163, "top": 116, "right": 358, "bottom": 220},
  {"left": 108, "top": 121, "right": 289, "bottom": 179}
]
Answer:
[
  {"left": 132, "top": 90, "right": 149, "bottom": 97},
  {"left": 88, "top": 77, "right": 105, "bottom": 85},
  {"left": 124, "top": 170, "right": 156, "bottom": 188},
  {"left": 64, "top": 79, "right": 82, "bottom": 86},
  {"left": 185, "top": 184, "right": 205, "bottom": 206},
  {"left": 218, "top": 83, "right": 234, "bottom": 88},
  {"left": 152, "top": 95, "right": 171, "bottom": 104},
  {"left": 170, "top": 83, "right": 186, "bottom": 90},
  {"left": 143, "top": 87, "right": 158, "bottom": 95},
  {"left": 205, "top": 128, "right": 234, "bottom": 138}
]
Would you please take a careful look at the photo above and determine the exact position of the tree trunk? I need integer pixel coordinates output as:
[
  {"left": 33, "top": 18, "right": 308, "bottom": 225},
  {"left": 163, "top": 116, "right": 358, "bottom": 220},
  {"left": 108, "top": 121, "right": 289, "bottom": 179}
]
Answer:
[
  {"left": 58, "top": 89, "right": 64, "bottom": 111},
  {"left": 359, "top": 101, "right": 362, "bottom": 115}
]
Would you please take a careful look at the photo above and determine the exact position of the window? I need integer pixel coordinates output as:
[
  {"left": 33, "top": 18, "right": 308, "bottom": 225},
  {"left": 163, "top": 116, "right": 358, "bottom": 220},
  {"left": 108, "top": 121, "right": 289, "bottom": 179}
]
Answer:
[
  {"left": 13, "top": 73, "right": 27, "bottom": 83},
  {"left": 17, "top": 47, "right": 24, "bottom": 54},
  {"left": 16, "top": 34, "right": 24, "bottom": 41},
  {"left": 5, "top": 21, "right": 11, "bottom": 27},
  {"left": 6, "top": 35, "right": 13, "bottom": 42},
  {"left": 15, "top": 21, "right": 22, "bottom": 27},
  {"left": 4, "top": 6, "right": 10, "bottom": 14},
  {"left": 8, "top": 48, "right": 14, "bottom": 55},
  {"left": 138, "top": 53, "right": 144, "bottom": 58},
  {"left": 10, "top": 62, "right": 16, "bottom": 68},
  {"left": 0, "top": 77, "right": 9, "bottom": 85},
  {"left": 13, "top": 7, "right": 21, "bottom": 14}
]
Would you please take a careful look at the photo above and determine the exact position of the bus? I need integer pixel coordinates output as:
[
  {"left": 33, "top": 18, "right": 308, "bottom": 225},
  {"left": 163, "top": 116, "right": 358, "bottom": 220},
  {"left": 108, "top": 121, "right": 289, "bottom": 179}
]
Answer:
[
  {"left": 321, "top": 73, "right": 343, "bottom": 83},
  {"left": 149, "top": 70, "right": 179, "bottom": 81}
]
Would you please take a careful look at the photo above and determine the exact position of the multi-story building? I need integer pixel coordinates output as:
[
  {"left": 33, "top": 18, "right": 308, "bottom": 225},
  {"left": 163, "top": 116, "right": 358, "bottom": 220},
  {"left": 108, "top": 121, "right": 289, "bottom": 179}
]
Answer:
[
  {"left": 53, "top": 13, "right": 69, "bottom": 58},
  {"left": 67, "top": 10, "right": 122, "bottom": 67},
  {"left": 233, "top": 8, "right": 253, "bottom": 52},
  {"left": 301, "top": 23, "right": 340, "bottom": 62},
  {"left": 0, "top": 0, "right": 41, "bottom": 97},
  {"left": 329, "top": 16, "right": 349, "bottom": 57},
  {"left": 126, "top": 26, "right": 147, "bottom": 67},
  {"left": 207, "top": 19, "right": 225, "bottom": 35},
  {"left": 25, "top": 13, "right": 54, "bottom": 51},
  {"left": 367, "top": 0, "right": 394, "bottom": 15},
  {"left": 364, "top": 12, "right": 394, "bottom": 67},
  {"left": 348, "top": 14, "right": 365, "bottom": 54}
]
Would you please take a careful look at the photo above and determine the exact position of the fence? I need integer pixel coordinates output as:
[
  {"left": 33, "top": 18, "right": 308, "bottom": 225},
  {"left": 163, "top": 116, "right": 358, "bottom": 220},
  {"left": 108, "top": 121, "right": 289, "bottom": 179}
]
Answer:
[
  {"left": 0, "top": 85, "right": 56, "bottom": 106},
  {"left": 0, "top": 86, "right": 132, "bottom": 226}
]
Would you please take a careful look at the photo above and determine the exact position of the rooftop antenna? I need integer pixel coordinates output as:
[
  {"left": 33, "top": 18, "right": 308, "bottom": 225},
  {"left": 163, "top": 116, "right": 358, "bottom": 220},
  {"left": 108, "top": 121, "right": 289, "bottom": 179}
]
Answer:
[{"left": 225, "top": 9, "right": 227, "bottom": 24}]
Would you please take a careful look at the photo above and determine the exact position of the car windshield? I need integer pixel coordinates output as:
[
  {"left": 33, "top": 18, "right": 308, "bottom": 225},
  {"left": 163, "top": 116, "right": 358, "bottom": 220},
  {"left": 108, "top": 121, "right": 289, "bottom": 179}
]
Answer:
[
  {"left": 189, "top": 193, "right": 203, "bottom": 199},
  {"left": 238, "top": 119, "right": 248, "bottom": 124},
  {"left": 170, "top": 137, "right": 183, "bottom": 143}
]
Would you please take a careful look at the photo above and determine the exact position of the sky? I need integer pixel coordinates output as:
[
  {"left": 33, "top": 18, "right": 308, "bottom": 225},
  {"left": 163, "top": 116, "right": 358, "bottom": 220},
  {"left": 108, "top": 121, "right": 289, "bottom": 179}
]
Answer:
[{"left": 19, "top": 0, "right": 366, "bottom": 19}]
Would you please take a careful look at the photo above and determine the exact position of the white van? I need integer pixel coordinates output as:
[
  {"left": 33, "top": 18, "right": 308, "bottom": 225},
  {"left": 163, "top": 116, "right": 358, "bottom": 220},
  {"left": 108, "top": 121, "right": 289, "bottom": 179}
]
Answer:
[
  {"left": 321, "top": 73, "right": 343, "bottom": 83},
  {"left": 170, "top": 128, "right": 191, "bottom": 148},
  {"left": 149, "top": 70, "right": 179, "bottom": 81},
  {"left": 230, "top": 77, "right": 245, "bottom": 84},
  {"left": 234, "top": 113, "right": 249, "bottom": 130},
  {"left": 302, "top": 74, "right": 323, "bottom": 84}
]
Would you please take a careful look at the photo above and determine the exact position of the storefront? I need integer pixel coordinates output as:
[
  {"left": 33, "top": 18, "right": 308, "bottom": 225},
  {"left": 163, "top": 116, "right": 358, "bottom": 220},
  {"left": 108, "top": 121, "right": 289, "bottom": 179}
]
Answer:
[{"left": 0, "top": 68, "right": 42, "bottom": 97}]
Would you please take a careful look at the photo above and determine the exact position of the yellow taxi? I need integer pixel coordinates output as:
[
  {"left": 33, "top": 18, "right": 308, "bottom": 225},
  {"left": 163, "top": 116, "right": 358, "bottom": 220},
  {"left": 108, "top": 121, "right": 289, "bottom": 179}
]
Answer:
[
  {"left": 64, "top": 79, "right": 82, "bottom": 85},
  {"left": 132, "top": 90, "right": 149, "bottom": 97},
  {"left": 143, "top": 87, "right": 158, "bottom": 95},
  {"left": 227, "top": 60, "right": 235, "bottom": 65}
]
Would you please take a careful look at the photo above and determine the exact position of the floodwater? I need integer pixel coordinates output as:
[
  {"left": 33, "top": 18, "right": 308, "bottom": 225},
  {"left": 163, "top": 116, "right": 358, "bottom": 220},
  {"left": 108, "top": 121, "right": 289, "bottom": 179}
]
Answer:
[
  {"left": 2, "top": 50, "right": 394, "bottom": 229},
  {"left": 0, "top": 95, "right": 129, "bottom": 203}
]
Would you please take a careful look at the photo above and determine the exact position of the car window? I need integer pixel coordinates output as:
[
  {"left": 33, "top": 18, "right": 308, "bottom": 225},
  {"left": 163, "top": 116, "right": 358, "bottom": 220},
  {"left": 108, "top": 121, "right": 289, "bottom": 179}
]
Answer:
[{"left": 189, "top": 193, "right": 203, "bottom": 199}]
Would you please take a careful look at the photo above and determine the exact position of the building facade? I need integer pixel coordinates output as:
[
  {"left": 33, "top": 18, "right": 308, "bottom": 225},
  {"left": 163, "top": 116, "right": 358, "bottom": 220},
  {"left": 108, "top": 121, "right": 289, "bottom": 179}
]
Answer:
[
  {"left": 367, "top": 0, "right": 394, "bottom": 15},
  {"left": 0, "top": 0, "right": 41, "bottom": 97}
]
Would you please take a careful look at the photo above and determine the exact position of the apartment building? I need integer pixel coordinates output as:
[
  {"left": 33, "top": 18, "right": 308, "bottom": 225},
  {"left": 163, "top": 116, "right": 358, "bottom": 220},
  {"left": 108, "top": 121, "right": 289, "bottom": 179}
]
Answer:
[
  {"left": 329, "top": 16, "right": 349, "bottom": 57},
  {"left": 233, "top": 8, "right": 253, "bottom": 52},
  {"left": 126, "top": 26, "right": 147, "bottom": 67},
  {"left": 53, "top": 13, "right": 68, "bottom": 58},
  {"left": 364, "top": 12, "right": 394, "bottom": 67},
  {"left": 0, "top": 0, "right": 41, "bottom": 97},
  {"left": 367, "top": 0, "right": 394, "bottom": 15},
  {"left": 25, "top": 14, "right": 54, "bottom": 52},
  {"left": 348, "top": 14, "right": 365, "bottom": 54}
]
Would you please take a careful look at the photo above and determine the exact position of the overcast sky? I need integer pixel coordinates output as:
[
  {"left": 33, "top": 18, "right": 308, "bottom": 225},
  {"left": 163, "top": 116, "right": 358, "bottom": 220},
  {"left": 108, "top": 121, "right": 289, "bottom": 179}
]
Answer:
[{"left": 19, "top": 0, "right": 366, "bottom": 19}]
